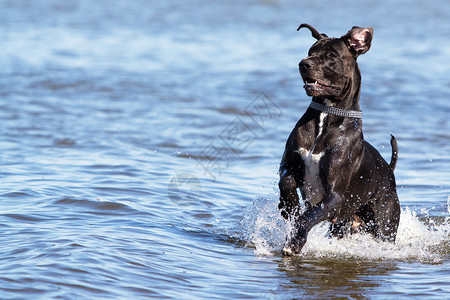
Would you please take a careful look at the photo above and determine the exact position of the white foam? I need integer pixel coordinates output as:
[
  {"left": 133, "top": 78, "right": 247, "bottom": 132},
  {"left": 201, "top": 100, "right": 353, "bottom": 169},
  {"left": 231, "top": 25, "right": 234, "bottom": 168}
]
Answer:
[{"left": 241, "top": 195, "right": 450, "bottom": 262}]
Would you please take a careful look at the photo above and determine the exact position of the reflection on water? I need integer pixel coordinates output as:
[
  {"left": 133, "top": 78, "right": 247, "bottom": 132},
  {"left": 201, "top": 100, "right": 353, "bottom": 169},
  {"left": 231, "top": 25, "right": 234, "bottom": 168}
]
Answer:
[{"left": 279, "top": 258, "right": 399, "bottom": 298}]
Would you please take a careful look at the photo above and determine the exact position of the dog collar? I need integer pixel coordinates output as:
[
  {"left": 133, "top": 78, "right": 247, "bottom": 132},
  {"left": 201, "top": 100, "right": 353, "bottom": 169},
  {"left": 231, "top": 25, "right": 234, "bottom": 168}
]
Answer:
[{"left": 309, "top": 101, "right": 363, "bottom": 119}]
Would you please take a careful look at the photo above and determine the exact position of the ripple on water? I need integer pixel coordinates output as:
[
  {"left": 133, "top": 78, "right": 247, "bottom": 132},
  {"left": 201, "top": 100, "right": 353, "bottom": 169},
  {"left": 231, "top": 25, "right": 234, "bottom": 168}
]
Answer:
[{"left": 52, "top": 196, "right": 151, "bottom": 217}]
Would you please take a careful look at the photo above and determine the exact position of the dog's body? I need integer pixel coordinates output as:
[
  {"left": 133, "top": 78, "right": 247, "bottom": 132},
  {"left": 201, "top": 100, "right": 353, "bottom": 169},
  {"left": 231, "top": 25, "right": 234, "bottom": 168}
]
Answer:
[{"left": 279, "top": 24, "right": 400, "bottom": 255}]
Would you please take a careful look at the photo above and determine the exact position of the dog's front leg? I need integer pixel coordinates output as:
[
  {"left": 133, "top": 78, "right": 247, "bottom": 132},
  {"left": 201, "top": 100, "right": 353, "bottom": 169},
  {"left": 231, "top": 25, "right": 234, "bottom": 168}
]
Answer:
[
  {"left": 283, "top": 191, "right": 342, "bottom": 255},
  {"left": 278, "top": 165, "right": 300, "bottom": 220}
]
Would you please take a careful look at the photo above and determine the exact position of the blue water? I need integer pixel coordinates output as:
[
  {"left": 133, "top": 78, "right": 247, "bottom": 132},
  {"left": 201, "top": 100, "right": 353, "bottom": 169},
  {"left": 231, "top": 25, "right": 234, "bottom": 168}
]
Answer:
[{"left": 0, "top": 0, "right": 449, "bottom": 299}]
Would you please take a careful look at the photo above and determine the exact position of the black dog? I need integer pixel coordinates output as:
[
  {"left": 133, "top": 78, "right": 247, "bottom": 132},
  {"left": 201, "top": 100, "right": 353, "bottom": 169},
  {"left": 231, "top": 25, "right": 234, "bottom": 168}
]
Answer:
[{"left": 278, "top": 24, "right": 400, "bottom": 255}]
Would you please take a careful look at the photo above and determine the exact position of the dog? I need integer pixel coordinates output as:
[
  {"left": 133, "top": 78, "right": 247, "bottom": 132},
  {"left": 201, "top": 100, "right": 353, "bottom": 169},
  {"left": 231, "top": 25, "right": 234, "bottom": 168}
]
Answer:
[{"left": 278, "top": 24, "right": 400, "bottom": 255}]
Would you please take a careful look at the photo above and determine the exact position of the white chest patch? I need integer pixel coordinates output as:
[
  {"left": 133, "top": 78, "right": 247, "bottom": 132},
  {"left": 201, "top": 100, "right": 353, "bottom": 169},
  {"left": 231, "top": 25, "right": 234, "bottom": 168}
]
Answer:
[
  {"left": 296, "top": 113, "right": 326, "bottom": 206},
  {"left": 298, "top": 149, "right": 325, "bottom": 206}
]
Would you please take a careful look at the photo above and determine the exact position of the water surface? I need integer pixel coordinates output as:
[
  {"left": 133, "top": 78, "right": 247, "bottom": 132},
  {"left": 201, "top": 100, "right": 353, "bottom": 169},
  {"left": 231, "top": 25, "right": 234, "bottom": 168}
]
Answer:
[{"left": 0, "top": 0, "right": 449, "bottom": 299}]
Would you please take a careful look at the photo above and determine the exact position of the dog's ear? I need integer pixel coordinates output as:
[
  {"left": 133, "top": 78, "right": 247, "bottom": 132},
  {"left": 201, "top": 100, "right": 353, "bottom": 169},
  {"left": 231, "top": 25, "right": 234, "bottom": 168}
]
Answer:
[
  {"left": 341, "top": 26, "right": 373, "bottom": 57},
  {"left": 297, "top": 23, "right": 327, "bottom": 40}
]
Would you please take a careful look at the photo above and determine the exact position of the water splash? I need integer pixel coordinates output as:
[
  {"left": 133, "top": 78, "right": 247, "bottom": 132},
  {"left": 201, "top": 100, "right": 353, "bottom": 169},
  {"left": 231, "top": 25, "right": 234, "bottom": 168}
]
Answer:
[
  {"left": 241, "top": 195, "right": 450, "bottom": 262},
  {"left": 240, "top": 195, "right": 292, "bottom": 256}
]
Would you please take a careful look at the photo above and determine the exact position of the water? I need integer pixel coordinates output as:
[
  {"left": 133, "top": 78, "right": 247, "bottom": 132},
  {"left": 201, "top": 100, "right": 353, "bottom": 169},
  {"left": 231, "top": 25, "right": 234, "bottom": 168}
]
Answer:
[{"left": 0, "top": 0, "right": 449, "bottom": 299}]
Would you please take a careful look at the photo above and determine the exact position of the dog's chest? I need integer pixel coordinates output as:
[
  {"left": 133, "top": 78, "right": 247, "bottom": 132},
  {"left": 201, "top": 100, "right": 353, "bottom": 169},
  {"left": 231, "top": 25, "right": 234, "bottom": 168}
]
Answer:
[{"left": 296, "top": 113, "right": 327, "bottom": 206}]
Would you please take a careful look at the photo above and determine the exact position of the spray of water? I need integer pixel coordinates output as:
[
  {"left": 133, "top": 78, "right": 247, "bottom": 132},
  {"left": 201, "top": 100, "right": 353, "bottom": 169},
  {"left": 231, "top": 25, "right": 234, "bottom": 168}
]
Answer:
[{"left": 241, "top": 194, "right": 449, "bottom": 262}]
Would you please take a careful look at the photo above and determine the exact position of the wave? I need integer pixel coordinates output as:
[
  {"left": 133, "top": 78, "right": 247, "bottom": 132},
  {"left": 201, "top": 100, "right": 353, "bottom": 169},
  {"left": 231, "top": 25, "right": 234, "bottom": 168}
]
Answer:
[{"left": 240, "top": 195, "right": 450, "bottom": 263}]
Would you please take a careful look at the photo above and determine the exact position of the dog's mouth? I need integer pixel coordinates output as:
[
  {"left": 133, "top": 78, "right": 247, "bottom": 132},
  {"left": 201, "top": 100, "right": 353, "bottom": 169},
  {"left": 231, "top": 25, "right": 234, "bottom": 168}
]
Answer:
[{"left": 303, "top": 80, "right": 340, "bottom": 96}]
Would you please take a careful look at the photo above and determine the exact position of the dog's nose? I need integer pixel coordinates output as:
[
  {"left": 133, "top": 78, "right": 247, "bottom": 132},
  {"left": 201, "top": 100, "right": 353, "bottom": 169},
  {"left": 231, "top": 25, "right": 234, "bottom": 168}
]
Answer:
[{"left": 299, "top": 59, "right": 313, "bottom": 71}]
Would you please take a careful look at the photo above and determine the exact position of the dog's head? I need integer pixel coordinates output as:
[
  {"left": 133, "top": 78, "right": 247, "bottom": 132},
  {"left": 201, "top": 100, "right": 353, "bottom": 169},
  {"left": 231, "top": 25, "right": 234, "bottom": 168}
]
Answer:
[{"left": 297, "top": 24, "right": 373, "bottom": 98}]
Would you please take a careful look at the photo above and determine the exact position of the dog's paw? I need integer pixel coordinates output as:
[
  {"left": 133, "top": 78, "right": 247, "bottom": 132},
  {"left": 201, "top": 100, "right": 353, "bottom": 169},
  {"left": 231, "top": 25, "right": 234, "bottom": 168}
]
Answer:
[
  {"left": 282, "top": 236, "right": 307, "bottom": 256},
  {"left": 282, "top": 246, "right": 296, "bottom": 256}
]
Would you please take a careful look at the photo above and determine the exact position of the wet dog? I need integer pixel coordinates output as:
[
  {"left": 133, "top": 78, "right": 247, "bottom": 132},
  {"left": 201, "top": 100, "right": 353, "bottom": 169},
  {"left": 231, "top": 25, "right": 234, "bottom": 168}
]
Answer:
[{"left": 278, "top": 24, "right": 400, "bottom": 255}]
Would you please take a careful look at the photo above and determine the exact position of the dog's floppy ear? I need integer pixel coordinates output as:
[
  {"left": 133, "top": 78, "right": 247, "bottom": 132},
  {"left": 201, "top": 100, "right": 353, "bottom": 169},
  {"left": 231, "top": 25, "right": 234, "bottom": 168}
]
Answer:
[
  {"left": 341, "top": 26, "right": 373, "bottom": 57},
  {"left": 297, "top": 23, "right": 328, "bottom": 40}
]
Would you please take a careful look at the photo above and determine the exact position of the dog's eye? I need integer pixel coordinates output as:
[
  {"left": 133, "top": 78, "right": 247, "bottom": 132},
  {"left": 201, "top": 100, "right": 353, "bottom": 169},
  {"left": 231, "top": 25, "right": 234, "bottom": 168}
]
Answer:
[{"left": 328, "top": 52, "right": 338, "bottom": 58}]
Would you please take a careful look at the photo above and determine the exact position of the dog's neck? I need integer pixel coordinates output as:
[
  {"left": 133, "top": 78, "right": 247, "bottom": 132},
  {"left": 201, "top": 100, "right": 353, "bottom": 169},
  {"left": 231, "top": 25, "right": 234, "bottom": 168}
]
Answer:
[{"left": 311, "top": 88, "right": 361, "bottom": 115}]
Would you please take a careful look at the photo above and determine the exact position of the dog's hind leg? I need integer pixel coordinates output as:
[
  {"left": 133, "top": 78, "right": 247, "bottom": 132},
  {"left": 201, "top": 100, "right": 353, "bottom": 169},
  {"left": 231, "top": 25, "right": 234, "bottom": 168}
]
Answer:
[
  {"left": 373, "top": 192, "right": 401, "bottom": 242},
  {"left": 358, "top": 194, "right": 400, "bottom": 242},
  {"left": 329, "top": 219, "right": 351, "bottom": 239}
]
